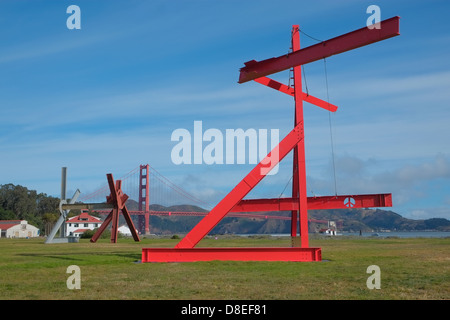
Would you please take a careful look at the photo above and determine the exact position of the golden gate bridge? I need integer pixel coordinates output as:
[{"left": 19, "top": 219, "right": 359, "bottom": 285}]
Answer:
[{"left": 77, "top": 164, "right": 340, "bottom": 235}]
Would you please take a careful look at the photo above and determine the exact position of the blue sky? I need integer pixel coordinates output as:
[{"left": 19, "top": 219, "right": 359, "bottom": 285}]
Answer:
[{"left": 1, "top": 0, "right": 449, "bottom": 220}]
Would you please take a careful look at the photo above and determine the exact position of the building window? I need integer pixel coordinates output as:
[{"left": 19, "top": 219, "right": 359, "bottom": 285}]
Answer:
[
  {"left": 74, "top": 223, "right": 78, "bottom": 227},
  {"left": 84, "top": 223, "right": 88, "bottom": 227}
]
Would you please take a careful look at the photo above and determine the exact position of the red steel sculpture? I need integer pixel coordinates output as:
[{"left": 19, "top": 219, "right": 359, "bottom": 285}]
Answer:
[{"left": 142, "top": 17, "right": 400, "bottom": 262}]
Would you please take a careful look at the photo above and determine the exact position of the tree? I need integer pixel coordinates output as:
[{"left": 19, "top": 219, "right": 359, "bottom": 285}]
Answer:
[
  {"left": 0, "top": 183, "right": 60, "bottom": 235},
  {"left": 0, "top": 184, "right": 37, "bottom": 219},
  {"left": 0, "top": 207, "right": 16, "bottom": 220},
  {"left": 42, "top": 212, "right": 59, "bottom": 236},
  {"left": 36, "top": 193, "right": 59, "bottom": 216}
]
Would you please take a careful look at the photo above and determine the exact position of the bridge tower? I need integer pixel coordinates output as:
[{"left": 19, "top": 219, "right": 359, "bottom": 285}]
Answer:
[{"left": 138, "top": 164, "right": 150, "bottom": 235}]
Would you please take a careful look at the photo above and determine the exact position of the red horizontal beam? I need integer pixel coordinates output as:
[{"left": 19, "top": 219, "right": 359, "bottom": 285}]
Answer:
[
  {"left": 231, "top": 193, "right": 392, "bottom": 212},
  {"left": 142, "top": 247, "right": 322, "bottom": 262},
  {"left": 94, "top": 194, "right": 391, "bottom": 217},
  {"left": 95, "top": 193, "right": 391, "bottom": 218},
  {"left": 239, "top": 16, "right": 400, "bottom": 83},
  {"left": 96, "top": 209, "right": 342, "bottom": 222},
  {"left": 93, "top": 210, "right": 295, "bottom": 221}
]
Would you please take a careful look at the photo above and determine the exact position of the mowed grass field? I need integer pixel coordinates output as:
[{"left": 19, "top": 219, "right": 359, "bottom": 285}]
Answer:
[{"left": 0, "top": 235, "right": 448, "bottom": 300}]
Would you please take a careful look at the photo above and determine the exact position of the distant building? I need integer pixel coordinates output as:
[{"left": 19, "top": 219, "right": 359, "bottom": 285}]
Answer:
[
  {"left": 118, "top": 225, "right": 138, "bottom": 237},
  {"left": 66, "top": 210, "right": 102, "bottom": 237},
  {"left": 0, "top": 220, "right": 40, "bottom": 238}
]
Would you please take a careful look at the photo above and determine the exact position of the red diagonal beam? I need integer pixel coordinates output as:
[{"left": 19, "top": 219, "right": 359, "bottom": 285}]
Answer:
[
  {"left": 106, "top": 174, "right": 118, "bottom": 205},
  {"left": 230, "top": 193, "right": 392, "bottom": 212},
  {"left": 175, "top": 121, "right": 304, "bottom": 249},
  {"left": 254, "top": 76, "right": 294, "bottom": 96},
  {"left": 253, "top": 76, "right": 338, "bottom": 112},
  {"left": 239, "top": 16, "right": 400, "bottom": 83},
  {"left": 122, "top": 205, "right": 141, "bottom": 242},
  {"left": 90, "top": 209, "right": 113, "bottom": 243}
]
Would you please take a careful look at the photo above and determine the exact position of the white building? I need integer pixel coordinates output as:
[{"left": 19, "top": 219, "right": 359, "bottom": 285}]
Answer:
[
  {"left": 66, "top": 211, "right": 102, "bottom": 237},
  {"left": 0, "top": 220, "right": 40, "bottom": 238},
  {"left": 117, "top": 225, "right": 138, "bottom": 237}
]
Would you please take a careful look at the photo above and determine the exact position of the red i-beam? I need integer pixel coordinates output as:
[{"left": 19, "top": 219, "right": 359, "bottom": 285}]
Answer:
[{"left": 142, "top": 17, "right": 399, "bottom": 262}]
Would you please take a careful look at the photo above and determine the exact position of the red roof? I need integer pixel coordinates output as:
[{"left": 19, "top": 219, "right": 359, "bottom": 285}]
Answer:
[
  {"left": 0, "top": 220, "right": 23, "bottom": 230},
  {"left": 66, "top": 212, "right": 102, "bottom": 224},
  {"left": 73, "top": 228, "right": 90, "bottom": 233},
  {"left": 0, "top": 220, "right": 22, "bottom": 224}
]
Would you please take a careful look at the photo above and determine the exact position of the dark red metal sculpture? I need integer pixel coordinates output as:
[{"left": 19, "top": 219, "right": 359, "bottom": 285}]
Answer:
[{"left": 90, "top": 174, "right": 140, "bottom": 243}]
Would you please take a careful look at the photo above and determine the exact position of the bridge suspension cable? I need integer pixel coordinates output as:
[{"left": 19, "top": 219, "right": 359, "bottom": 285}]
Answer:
[{"left": 78, "top": 164, "right": 211, "bottom": 209}]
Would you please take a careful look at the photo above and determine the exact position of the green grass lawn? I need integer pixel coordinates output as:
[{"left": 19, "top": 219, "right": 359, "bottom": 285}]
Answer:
[{"left": 0, "top": 235, "right": 448, "bottom": 300}]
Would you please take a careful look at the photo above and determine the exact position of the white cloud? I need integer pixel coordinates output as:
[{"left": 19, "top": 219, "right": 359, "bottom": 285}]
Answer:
[
  {"left": 306, "top": 153, "right": 450, "bottom": 219},
  {"left": 409, "top": 207, "right": 450, "bottom": 220}
]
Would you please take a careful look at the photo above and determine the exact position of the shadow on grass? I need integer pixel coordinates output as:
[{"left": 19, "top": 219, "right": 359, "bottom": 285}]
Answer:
[{"left": 17, "top": 251, "right": 141, "bottom": 262}]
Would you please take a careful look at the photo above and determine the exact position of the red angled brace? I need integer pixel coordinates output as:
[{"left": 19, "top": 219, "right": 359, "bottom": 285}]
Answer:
[
  {"left": 90, "top": 174, "right": 140, "bottom": 243},
  {"left": 253, "top": 77, "right": 338, "bottom": 112},
  {"left": 176, "top": 122, "right": 305, "bottom": 249}
]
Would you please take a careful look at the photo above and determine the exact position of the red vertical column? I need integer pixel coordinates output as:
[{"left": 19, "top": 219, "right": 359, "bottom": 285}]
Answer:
[
  {"left": 110, "top": 179, "right": 122, "bottom": 243},
  {"left": 139, "top": 164, "right": 150, "bottom": 235},
  {"left": 291, "top": 26, "right": 309, "bottom": 248}
]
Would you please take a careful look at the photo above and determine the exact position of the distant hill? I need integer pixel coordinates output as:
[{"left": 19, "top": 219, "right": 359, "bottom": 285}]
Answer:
[
  {"left": 3, "top": 183, "right": 447, "bottom": 236},
  {"left": 309, "top": 208, "right": 450, "bottom": 232},
  {"left": 125, "top": 199, "right": 207, "bottom": 213}
]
